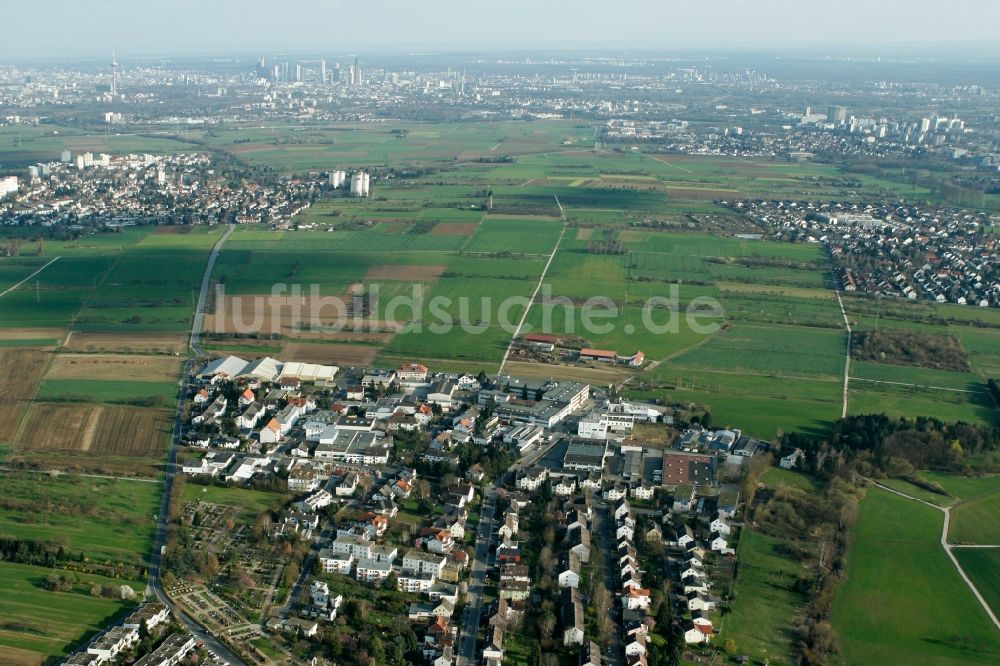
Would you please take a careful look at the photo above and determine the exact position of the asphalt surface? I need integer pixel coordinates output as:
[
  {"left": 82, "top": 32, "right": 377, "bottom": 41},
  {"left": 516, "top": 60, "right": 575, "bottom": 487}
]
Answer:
[
  {"left": 596, "top": 506, "right": 622, "bottom": 666},
  {"left": 456, "top": 480, "right": 500, "bottom": 666},
  {"left": 148, "top": 224, "right": 245, "bottom": 665}
]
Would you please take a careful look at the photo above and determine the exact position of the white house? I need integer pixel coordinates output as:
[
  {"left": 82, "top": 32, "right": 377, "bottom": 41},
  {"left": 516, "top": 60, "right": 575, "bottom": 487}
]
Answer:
[
  {"left": 557, "top": 553, "right": 581, "bottom": 588},
  {"left": 355, "top": 558, "right": 392, "bottom": 583},
  {"left": 318, "top": 549, "right": 354, "bottom": 574}
]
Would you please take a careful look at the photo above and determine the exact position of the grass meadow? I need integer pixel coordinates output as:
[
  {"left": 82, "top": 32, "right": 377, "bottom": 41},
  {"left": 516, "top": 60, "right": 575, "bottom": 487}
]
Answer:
[{"left": 831, "top": 487, "right": 1000, "bottom": 666}]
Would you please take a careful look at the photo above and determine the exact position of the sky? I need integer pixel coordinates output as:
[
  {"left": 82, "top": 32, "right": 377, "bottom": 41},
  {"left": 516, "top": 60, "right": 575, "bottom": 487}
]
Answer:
[{"left": 4, "top": 0, "right": 999, "bottom": 59}]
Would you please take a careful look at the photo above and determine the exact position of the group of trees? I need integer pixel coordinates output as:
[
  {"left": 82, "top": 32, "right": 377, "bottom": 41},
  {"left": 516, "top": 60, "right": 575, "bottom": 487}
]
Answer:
[
  {"left": 852, "top": 328, "right": 971, "bottom": 372},
  {"left": 782, "top": 413, "right": 1000, "bottom": 477},
  {"left": 752, "top": 478, "right": 864, "bottom": 665},
  {"left": 0, "top": 536, "right": 68, "bottom": 568}
]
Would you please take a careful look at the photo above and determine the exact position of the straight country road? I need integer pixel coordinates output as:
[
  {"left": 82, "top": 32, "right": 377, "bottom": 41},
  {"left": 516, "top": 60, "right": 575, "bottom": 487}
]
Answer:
[
  {"left": 0, "top": 256, "right": 60, "bottom": 298},
  {"left": 148, "top": 224, "right": 245, "bottom": 665},
  {"left": 496, "top": 196, "right": 566, "bottom": 377},
  {"left": 833, "top": 288, "right": 852, "bottom": 418}
]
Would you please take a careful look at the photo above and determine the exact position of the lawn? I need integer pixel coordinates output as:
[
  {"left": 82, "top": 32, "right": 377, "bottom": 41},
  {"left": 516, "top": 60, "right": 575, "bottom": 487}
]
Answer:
[
  {"left": 181, "top": 483, "right": 289, "bottom": 519},
  {"left": 831, "top": 487, "right": 1000, "bottom": 666},
  {"left": 761, "top": 467, "right": 821, "bottom": 493}
]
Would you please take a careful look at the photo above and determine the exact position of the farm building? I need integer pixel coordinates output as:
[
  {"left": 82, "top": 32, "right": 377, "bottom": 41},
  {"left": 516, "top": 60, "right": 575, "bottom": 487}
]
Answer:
[
  {"left": 521, "top": 333, "right": 562, "bottom": 351},
  {"left": 579, "top": 348, "right": 617, "bottom": 363}
]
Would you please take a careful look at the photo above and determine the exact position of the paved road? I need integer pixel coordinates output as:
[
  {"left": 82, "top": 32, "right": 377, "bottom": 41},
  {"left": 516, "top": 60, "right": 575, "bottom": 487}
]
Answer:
[
  {"left": 457, "top": 480, "right": 501, "bottom": 666},
  {"left": 596, "top": 507, "right": 622, "bottom": 666},
  {"left": 867, "top": 479, "right": 1000, "bottom": 632},
  {"left": 496, "top": 197, "right": 566, "bottom": 377},
  {"left": 833, "top": 288, "right": 852, "bottom": 418},
  {"left": 190, "top": 224, "right": 234, "bottom": 355},
  {"left": 273, "top": 552, "right": 317, "bottom": 621},
  {"left": 148, "top": 224, "right": 245, "bottom": 665},
  {"left": 0, "top": 256, "right": 60, "bottom": 298}
]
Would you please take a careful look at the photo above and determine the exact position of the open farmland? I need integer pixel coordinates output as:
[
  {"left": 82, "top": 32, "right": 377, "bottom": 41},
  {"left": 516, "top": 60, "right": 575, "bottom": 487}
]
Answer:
[
  {"left": 666, "top": 323, "right": 846, "bottom": 379},
  {"left": 62, "top": 331, "right": 188, "bottom": 354},
  {"left": 462, "top": 216, "right": 563, "bottom": 254},
  {"left": 831, "top": 487, "right": 1000, "bottom": 666},
  {"left": 0, "top": 349, "right": 50, "bottom": 443},
  {"left": 953, "top": 549, "right": 1000, "bottom": 616},
  {"left": 44, "top": 354, "right": 181, "bottom": 382},
  {"left": 280, "top": 341, "right": 381, "bottom": 366},
  {"left": 15, "top": 403, "right": 171, "bottom": 456},
  {"left": 944, "top": 476, "right": 1000, "bottom": 544}
]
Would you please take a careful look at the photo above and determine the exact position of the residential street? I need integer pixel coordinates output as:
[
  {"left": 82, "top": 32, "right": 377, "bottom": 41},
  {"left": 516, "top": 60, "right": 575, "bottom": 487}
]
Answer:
[
  {"left": 457, "top": 478, "right": 500, "bottom": 666},
  {"left": 595, "top": 506, "right": 622, "bottom": 666}
]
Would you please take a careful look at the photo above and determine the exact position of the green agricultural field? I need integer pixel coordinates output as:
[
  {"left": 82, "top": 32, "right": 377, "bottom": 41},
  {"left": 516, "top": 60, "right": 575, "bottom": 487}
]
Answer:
[
  {"left": 0, "top": 226, "right": 222, "bottom": 333},
  {"left": 831, "top": 487, "right": 1000, "bottom": 666},
  {"left": 953, "top": 549, "right": 1000, "bottom": 616},
  {"left": 462, "top": 216, "right": 563, "bottom": 255},
  {"left": 0, "top": 256, "right": 48, "bottom": 293},
  {"left": 848, "top": 382, "right": 996, "bottom": 426},
  {"left": 946, "top": 478, "right": 1000, "bottom": 544},
  {"left": 716, "top": 529, "right": 807, "bottom": 665},
  {"left": 0, "top": 472, "right": 160, "bottom": 565},
  {"left": 849, "top": 360, "right": 986, "bottom": 392},
  {"left": 0, "top": 562, "right": 142, "bottom": 660},
  {"left": 626, "top": 383, "right": 837, "bottom": 440},
  {"left": 919, "top": 472, "right": 1000, "bottom": 503},
  {"left": 0, "top": 124, "right": 194, "bottom": 167},
  {"left": 721, "top": 293, "right": 845, "bottom": 327},
  {"left": 708, "top": 262, "right": 830, "bottom": 288},
  {"left": 36, "top": 379, "right": 178, "bottom": 406},
  {"left": 665, "top": 323, "right": 846, "bottom": 379}
]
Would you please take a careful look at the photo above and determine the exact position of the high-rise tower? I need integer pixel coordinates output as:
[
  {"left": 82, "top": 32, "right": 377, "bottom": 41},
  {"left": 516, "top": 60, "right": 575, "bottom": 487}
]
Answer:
[{"left": 111, "top": 51, "right": 118, "bottom": 96}]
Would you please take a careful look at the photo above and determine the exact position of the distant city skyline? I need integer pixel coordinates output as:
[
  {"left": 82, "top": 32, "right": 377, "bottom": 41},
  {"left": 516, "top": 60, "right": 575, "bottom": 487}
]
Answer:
[{"left": 2, "top": 0, "right": 999, "bottom": 60}]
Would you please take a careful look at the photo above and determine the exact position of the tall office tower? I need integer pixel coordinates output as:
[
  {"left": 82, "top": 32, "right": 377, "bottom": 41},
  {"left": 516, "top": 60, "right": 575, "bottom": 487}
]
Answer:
[
  {"left": 295, "top": 64, "right": 302, "bottom": 82},
  {"left": 111, "top": 51, "right": 118, "bottom": 95},
  {"left": 320, "top": 60, "right": 327, "bottom": 83},
  {"left": 353, "top": 57, "right": 361, "bottom": 86},
  {"left": 827, "top": 105, "right": 847, "bottom": 125}
]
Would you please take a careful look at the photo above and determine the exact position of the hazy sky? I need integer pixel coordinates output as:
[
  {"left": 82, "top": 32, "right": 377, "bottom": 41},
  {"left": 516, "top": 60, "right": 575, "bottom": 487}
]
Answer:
[{"left": 4, "top": 0, "right": 998, "bottom": 59}]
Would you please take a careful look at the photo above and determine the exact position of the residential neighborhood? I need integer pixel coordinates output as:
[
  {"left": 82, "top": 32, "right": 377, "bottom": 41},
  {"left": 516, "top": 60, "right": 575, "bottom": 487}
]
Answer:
[{"left": 153, "top": 350, "right": 769, "bottom": 665}]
